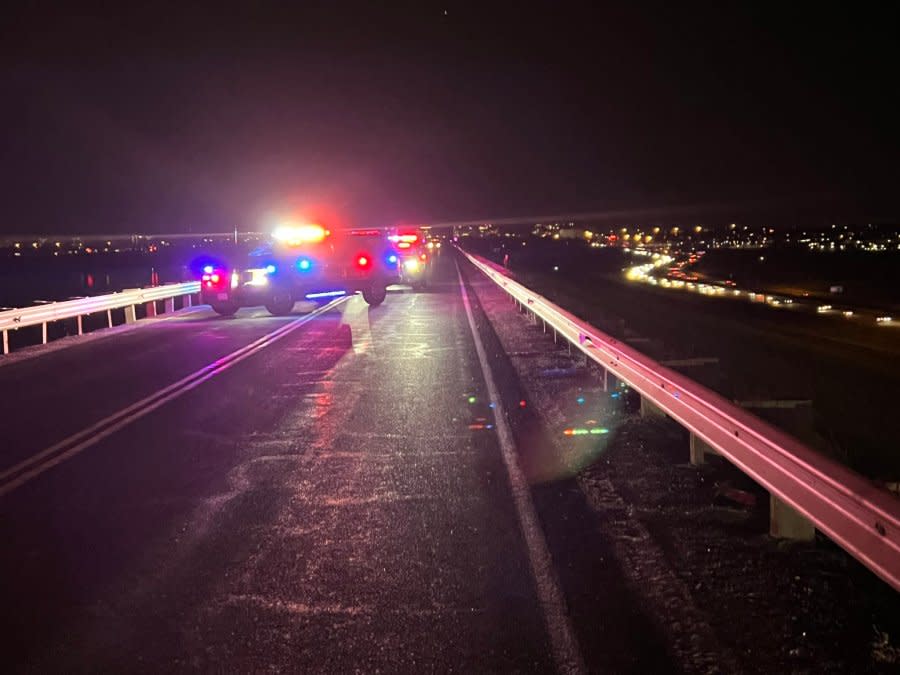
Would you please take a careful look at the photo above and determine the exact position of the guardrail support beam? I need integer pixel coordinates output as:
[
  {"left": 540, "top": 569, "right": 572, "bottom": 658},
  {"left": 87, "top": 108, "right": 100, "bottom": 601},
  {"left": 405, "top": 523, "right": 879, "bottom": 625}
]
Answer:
[
  {"left": 145, "top": 301, "right": 157, "bottom": 318},
  {"left": 2, "top": 330, "right": 7, "bottom": 355},
  {"left": 124, "top": 305, "right": 136, "bottom": 324},
  {"left": 771, "top": 495, "right": 816, "bottom": 541},
  {"left": 76, "top": 315, "right": 83, "bottom": 336},
  {"left": 185, "top": 294, "right": 193, "bottom": 308},
  {"left": 164, "top": 297, "right": 175, "bottom": 314}
]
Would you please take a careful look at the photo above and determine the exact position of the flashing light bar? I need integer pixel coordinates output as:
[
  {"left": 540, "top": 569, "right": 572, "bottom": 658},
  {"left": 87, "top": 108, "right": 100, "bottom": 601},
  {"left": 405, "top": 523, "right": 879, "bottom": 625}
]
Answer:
[
  {"left": 304, "top": 290, "right": 347, "bottom": 299},
  {"left": 389, "top": 233, "right": 419, "bottom": 244},
  {"left": 272, "top": 224, "right": 328, "bottom": 245}
]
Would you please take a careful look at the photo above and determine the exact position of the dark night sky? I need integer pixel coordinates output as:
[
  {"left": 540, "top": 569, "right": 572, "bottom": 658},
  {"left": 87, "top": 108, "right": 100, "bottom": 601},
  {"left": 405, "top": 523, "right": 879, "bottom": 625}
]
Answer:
[{"left": 1, "top": 3, "right": 898, "bottom": 233}]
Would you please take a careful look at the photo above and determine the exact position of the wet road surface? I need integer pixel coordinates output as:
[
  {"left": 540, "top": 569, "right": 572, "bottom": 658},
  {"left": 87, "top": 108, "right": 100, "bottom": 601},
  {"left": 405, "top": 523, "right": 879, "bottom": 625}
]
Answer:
[{"left": 0, "top": 252, "right": 680, "bottom": 672}]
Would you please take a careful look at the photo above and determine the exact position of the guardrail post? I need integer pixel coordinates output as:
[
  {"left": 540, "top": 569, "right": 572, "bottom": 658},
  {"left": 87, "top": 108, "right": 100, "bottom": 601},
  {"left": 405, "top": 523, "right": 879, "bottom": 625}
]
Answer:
[
  {"left": 771, "top": 496, "right": 815, "bottom": 541},
  {"left": 164, "top": 297, "right": 175, "bottom": 314},
  {"left": 124, "top": 305, "right": 136, "bottom": 324},
  {"left": 640, "top": 395, "right": 666, "bottom": 418},
  {"left": 185, "top": 293, "right": 193, "bottom": 308},
  {"left": 42, "top": 322, "right": 48, "bottom": 344},
  {"left": 145, "top": 301, "right": 157, "bottom": 318},
  {"left": 689, "top": 432, "right": 718, "bottom": 465},
  {"left": 2, "top": 330, "right": 8, "bottom": 355},
  {"left": 76, "top": 315, "right": 83, "bottom": 335},
  {"left": 107, "top": 309, "right": 113, "bottom": 328}
]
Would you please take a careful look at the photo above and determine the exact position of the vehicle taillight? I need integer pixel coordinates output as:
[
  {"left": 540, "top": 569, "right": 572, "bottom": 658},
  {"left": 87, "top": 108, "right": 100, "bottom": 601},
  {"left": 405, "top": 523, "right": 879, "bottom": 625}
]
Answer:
[
  {"left": 356, "top": 255, "right": 370, "bottom": 269},
  {"left": 201, "top": 270, "right": 227, "bottom": 289},
  {"left": 419, "top": 253, "right": 427, "bottom": 261}
]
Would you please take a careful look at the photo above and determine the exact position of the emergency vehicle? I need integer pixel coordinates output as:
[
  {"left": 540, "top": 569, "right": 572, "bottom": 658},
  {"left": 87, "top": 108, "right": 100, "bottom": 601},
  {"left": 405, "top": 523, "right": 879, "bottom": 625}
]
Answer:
[{"left": 200, "top": 224, "right": 400, "bottom": 316}]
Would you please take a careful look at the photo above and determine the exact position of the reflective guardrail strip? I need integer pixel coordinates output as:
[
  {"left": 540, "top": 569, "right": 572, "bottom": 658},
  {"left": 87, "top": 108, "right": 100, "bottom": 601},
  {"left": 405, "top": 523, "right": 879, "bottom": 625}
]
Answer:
[{"left": 461, "top": 249, "right": 900, "bottom": 590}]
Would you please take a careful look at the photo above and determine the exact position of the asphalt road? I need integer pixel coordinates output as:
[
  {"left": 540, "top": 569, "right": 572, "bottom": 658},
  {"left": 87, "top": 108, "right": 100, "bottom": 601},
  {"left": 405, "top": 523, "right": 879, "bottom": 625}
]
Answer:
[{"left": 0, "top": 252, "right": 676, "bottom": 672}]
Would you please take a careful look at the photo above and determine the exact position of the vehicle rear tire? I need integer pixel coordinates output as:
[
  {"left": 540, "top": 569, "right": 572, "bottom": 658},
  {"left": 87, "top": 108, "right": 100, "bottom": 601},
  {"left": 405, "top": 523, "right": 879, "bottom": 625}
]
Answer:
[
  {"left": 211, "top": 301, "right": 238, "bottom": 316},
  {"left": 362, "top": 285, "right": 387, "bottom": 306},
  {"left": 265, "top": 291, "right": 295, "bottom": 316}
]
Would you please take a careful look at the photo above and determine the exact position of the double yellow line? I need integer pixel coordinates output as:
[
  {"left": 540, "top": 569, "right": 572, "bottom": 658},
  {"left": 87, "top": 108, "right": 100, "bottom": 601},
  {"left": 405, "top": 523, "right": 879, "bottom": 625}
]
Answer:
[{"left": 0, "top": 297, "right": 350, "bottom": 497}]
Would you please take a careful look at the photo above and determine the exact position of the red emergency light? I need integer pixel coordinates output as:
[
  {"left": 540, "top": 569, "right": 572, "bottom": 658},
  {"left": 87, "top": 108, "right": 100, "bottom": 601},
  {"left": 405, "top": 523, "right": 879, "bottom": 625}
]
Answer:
[{"left": 201, "top": 270, "right": 226, "bottom": 288}]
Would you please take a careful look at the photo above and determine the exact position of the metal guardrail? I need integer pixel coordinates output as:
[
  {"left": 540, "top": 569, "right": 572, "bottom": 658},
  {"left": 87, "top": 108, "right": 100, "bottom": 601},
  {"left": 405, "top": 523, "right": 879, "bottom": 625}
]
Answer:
[
  {"left": 0, "top": 281, "right": 201, "bottom": 354},
  {"left": 462, "top": 250, "right": 900, "bottom": 590}
]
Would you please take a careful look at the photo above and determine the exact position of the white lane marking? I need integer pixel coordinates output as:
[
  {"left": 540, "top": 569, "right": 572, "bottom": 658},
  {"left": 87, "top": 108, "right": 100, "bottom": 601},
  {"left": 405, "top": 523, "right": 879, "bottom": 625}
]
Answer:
[
  {"left": 456, "top": 262, "right": 586, "bottom": 674},
  {"left": 0, "top": 297, "right": 351, "bottom": 497}
]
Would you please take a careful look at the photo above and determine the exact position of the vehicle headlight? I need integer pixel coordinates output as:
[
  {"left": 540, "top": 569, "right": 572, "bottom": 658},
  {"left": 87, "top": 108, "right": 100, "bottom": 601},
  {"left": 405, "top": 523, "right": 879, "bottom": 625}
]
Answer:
[{"left": 404, "top": 258, "right": 420, "bottom": 271}]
